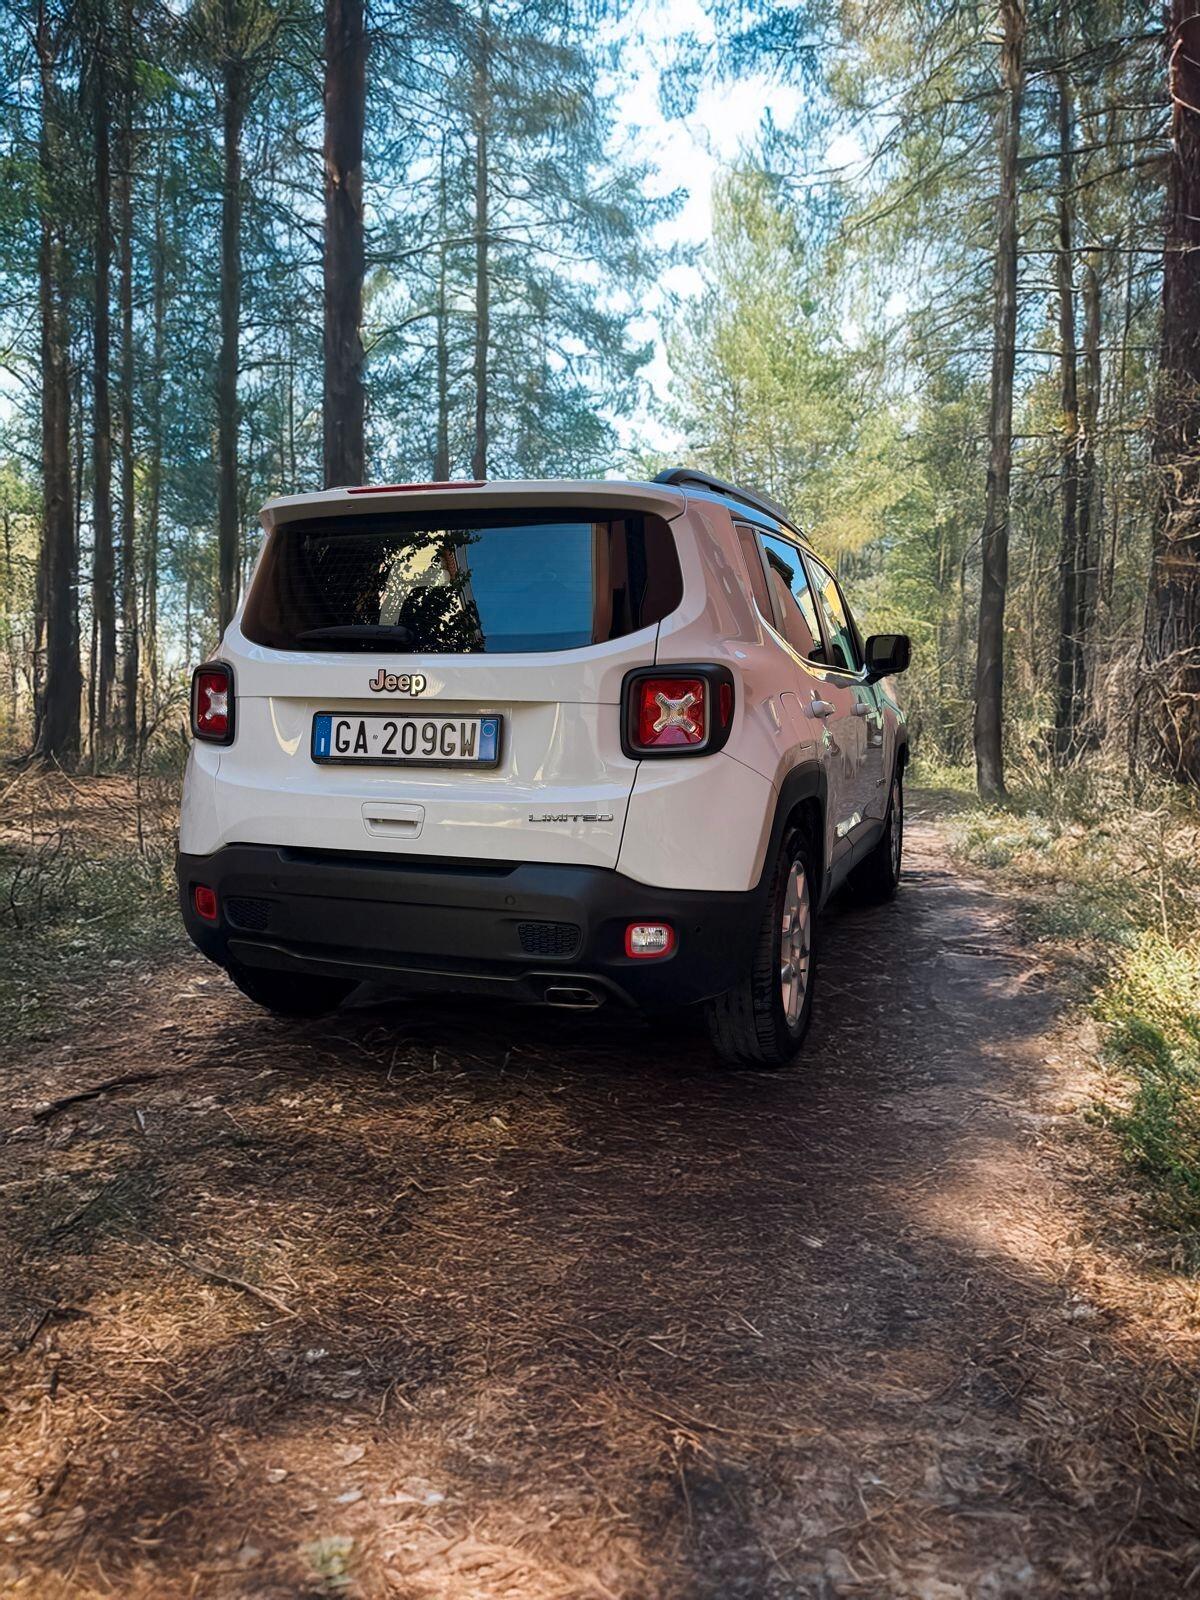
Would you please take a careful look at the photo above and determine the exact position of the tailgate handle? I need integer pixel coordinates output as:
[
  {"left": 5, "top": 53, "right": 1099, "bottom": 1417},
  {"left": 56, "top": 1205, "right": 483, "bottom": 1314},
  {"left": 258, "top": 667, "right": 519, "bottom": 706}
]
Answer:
[{"left": 362, "top": 802, "right": 424, "bottom": 839}]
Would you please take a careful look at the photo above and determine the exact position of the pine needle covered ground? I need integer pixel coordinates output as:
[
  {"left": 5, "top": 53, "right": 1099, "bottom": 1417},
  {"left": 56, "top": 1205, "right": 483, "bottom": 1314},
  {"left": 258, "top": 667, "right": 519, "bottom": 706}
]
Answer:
[{"left": 0, "top": 775, "right": 1198, "bottom": 1596}]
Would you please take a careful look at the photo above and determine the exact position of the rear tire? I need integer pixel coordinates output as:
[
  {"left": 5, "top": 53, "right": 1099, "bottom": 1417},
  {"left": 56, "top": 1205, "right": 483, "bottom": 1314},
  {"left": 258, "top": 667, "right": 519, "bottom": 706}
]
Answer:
[
  {"left": 226, "top": 963, "right": 354, "bottom": 1018},
  {"left": 850, "top": 768, "right": 903, "bottom": 904},
  {"left": 705, "top": 829, "right": 817, "bottom": 1069}
]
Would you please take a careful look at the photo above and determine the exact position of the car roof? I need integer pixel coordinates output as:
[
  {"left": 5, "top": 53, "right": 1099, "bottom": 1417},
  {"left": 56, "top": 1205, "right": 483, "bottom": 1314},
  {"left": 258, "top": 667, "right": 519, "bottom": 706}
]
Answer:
[
  {"left": 259, "top": 478, "right": 689, "bottom": 530},
  {"left": 258, "top": 474, "right": 812, "bottom": 547}
]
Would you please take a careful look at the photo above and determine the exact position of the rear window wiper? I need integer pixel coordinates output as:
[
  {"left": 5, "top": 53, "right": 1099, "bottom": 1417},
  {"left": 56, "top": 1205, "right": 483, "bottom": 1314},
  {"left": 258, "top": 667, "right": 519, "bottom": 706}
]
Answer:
[{"left": 296, "top": 624, "right": 413, "bottom": 646}]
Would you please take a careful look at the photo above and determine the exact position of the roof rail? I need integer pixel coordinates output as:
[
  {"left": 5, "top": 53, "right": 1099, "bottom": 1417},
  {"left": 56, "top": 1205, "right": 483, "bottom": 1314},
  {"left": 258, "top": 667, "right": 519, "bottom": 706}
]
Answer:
[{"left": 652, "top": 467, "right": 805, "bottom": 540}]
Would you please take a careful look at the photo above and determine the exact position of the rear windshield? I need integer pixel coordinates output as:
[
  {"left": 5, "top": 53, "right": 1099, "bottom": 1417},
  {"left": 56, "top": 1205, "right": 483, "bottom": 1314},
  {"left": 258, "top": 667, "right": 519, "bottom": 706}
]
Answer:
[{"left": 242, "top": 508, "right": 683, "bottom": 653}]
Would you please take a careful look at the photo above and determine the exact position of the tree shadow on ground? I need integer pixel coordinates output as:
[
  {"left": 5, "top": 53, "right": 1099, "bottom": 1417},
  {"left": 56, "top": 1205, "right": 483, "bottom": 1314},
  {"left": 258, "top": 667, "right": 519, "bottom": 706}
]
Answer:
[{"left": 2, "top": 829, "right": 1196, "bottom": 1598}]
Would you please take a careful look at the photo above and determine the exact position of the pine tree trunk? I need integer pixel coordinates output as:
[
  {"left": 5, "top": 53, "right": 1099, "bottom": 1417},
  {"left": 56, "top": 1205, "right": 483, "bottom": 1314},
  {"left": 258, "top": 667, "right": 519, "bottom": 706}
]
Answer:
[
  {"left": 35, "top": 2, "right": 81, "bottom": 765},
  {"left": 1143, "top": 0, "right": 1200, "bottom": 783},
  {"left": 973, "top": 0, "right": 1026, "bottom": 801},
  {"left": 1077, "top": 253, "right": 1101, "bottom": 729},
  {"left": 471, "top": 7, "right": 490, "bottom": 482},
  {"left": 1052, "top": 27, "right": 1081, "bottom": 762},
  {"left": 433, "top": 140, "right": 450, "bottom": 480},
  {"left": 217, "top": 46, "right": 245, "bottom": 635},
  {"left": 143, "top": 157, "right": 167, "bottom": 704},
  {"left": 322, "top": 0, "right": 366, "bottom": 488},
  {"left": 90, "top": 15, "right": 116, "bottom": 761},
  {"left": 117, "top": 2, "right": 138, "bottom": 752}
]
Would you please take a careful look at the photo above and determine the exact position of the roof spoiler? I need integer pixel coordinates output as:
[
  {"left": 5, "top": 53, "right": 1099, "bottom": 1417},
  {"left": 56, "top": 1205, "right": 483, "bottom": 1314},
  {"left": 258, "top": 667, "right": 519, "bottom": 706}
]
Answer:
[{"left": 653, "top": 467, "right": 805, "bottom": 541}]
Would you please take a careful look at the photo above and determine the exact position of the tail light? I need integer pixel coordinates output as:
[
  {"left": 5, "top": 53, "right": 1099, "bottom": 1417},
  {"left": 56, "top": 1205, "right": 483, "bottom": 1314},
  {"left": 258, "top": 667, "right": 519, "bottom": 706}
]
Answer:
[
  {"left": 621, "top": 665, "right": 735, "bottom": 758},
  {"left": 191, "top": 663, "right": 234, "bottom": 744}
]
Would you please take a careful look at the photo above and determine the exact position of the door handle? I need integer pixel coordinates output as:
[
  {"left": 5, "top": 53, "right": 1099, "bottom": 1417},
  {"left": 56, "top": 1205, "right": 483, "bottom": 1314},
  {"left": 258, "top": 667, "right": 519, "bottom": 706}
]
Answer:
[{"left": 810, "top": 699, "right": 835, "bottom": 718}]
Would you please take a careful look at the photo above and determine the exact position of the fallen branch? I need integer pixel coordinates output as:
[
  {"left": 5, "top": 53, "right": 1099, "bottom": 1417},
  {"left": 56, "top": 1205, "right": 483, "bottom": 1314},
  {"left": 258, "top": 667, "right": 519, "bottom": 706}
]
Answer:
[
  {"left": 128, "top": 1227, "right": 297, "bottom": 1318},
  {"left": 33, "top": 1071, "right": 173, "bottom": 1121}
]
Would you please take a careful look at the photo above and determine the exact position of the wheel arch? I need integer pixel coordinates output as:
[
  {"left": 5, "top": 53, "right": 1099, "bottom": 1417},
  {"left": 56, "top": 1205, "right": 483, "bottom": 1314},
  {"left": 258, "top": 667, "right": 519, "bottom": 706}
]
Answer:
[{"left": 761, "top": 760, "right": 827, "bottom": 905}]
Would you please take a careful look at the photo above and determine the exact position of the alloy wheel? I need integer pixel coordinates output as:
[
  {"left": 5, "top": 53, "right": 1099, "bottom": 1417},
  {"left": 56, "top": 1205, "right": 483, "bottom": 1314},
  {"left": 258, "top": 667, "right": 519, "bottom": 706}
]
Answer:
[{"left": 779, "top": 860, "right": 812, "bottom": 1026}]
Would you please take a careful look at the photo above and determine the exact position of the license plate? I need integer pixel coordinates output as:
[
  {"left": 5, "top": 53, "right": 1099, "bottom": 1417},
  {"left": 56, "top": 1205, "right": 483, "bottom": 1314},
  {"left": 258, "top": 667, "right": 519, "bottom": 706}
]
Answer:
[{"left": 311, "top": 712, "right": 501, "bottom": 767}]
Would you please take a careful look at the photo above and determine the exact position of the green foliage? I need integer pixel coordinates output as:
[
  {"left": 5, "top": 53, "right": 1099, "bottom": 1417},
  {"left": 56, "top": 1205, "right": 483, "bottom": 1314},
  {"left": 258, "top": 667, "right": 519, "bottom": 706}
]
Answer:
[
  {"left": 0, "top": 0, "right": 681, "bottom": 750},
  {"left": 667, "top": 168, "right": 918, "bottom": 564},
  {"left": 1098, "top": 936, "right": 1200, "bottom": 1249}
]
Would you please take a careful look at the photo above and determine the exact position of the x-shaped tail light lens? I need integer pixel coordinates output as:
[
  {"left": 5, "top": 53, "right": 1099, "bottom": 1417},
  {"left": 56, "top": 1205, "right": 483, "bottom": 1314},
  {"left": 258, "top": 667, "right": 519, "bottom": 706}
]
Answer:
[
  {"left": 623, "top": 667, "right": 735, "bottom": 758},
  {"left": 191, "top": 664, "right": 234, "bottom": 744},
  {"left": 635, "top": 677, "right": 707, "bottom": 748}
]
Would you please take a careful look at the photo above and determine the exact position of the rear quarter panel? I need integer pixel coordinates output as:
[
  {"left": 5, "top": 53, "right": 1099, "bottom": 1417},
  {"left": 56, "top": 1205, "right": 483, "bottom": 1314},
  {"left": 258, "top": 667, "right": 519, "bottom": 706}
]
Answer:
[{"left": 617, "top": 498, "right": 820, "bottom": 894}]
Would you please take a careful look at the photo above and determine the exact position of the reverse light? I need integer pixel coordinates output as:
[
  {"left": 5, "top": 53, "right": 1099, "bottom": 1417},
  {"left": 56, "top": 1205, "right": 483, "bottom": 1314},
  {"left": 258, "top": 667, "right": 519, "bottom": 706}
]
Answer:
[
  {"left": 192, "top": 884, "right": 218, "bottom": 922},
  {"left": 191, "top": 663, "right": 234, "bottom": 744},
  {"left": 621, "top": 665, "right": 735, "bottom": 759},
  {"left": 626, "top": 922, "right": 676, "bottom": 959}
]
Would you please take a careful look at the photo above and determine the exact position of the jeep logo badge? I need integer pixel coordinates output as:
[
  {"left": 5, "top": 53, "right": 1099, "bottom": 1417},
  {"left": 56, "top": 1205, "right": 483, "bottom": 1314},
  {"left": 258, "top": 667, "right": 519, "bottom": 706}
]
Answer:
[{"left": 369, "top": 669, "right": 428, "bottom": 696}]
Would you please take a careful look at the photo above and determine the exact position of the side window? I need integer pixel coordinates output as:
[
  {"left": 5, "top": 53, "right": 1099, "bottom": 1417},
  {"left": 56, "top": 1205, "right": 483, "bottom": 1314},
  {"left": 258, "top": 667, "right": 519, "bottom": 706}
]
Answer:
[
  {"left": 761, "top": 533, "right": 824, "bottom": 660},
  {"left": 806, "top": 557, "right": 862, "bottom": 672},
  {"left": 735, "top": 524, "right": 773, "bottom": 619}
]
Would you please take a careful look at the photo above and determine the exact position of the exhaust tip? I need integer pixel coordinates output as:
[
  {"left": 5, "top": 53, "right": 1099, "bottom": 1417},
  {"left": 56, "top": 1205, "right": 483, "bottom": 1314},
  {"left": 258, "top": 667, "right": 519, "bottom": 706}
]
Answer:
[{"left": 543, "top": 984, "right": 604, "bottom": 1010}]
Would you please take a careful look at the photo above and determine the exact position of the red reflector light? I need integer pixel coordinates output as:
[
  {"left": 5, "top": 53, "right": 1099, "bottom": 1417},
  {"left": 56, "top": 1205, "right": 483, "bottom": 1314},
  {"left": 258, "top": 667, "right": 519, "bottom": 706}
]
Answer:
[
  {"left": 191, "top": 664, "right": 233, "bottom": 744},
  {"left": 346, "top": 480, "right": 485, "bottom": 494},
  {"left": 193, "top": 884, "right": 218, "bottom": 922},
  {"left": 626, "top": 923, "right": 676, "bottom": 958},
  {"left": 634, "top": 676, "right": 707, "bottom": 749}
]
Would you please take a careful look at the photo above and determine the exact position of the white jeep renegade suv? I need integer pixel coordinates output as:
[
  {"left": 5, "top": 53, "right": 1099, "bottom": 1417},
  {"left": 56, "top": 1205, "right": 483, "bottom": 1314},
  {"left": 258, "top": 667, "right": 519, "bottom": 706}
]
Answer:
[{"left": 178, "top": 469, "right": 910, "bottom": 1068}]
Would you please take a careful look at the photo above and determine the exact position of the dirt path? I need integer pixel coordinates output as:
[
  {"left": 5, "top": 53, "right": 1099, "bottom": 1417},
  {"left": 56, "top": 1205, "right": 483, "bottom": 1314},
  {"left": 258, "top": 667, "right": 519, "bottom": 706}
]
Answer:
[{"left": 2, "top": 806, "right": 1197, "bottom": 1599}]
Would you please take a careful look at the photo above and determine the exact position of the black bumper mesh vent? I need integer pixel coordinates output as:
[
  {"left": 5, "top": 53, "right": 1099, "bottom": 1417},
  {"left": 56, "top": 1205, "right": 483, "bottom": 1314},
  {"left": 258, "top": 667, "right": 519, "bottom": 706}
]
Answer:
[
  {"left": 517, "top": 920, "right": 581, "bottom": 958},
  {"left": 225, "top": 895, "right": 274, "bottom": 932}
]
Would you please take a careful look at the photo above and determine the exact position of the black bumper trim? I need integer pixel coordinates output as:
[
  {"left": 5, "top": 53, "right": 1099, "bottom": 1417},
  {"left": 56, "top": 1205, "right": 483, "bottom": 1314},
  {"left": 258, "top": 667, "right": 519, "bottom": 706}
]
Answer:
[{"left": 177, "top": 844, "right": 765, "bottom": 1009}]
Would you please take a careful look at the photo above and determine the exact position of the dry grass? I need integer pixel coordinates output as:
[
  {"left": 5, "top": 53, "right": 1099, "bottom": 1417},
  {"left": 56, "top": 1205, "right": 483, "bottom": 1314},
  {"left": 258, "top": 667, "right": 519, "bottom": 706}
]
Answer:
[
  {"left": 0, "top": 765, "right": 185, "bottom": 1042},
  {"left": 943, "top": 764, "right": 1200, "bottom": 1265}
]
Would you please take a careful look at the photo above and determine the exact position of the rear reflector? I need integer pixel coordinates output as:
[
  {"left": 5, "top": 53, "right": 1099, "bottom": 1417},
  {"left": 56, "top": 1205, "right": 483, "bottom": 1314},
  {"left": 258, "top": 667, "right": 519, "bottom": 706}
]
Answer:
[
  {"left": 191, "top": 663, "right": 234, "bottom": 744},
  {"left": 192, "top": 884, "right": 218, "bottom": 922},
  {"left": 346, "top": 481, "right": 485, "bottom": 494},
  {"left": 625, "top": 922, "right": 675, "bottom": 958}
]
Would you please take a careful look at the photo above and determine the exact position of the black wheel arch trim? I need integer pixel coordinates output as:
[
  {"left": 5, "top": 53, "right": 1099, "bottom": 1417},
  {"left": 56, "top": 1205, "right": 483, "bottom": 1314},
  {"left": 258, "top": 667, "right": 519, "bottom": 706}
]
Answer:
[{"left": 758, "top": 759, "right": 828, "bottom": 901}]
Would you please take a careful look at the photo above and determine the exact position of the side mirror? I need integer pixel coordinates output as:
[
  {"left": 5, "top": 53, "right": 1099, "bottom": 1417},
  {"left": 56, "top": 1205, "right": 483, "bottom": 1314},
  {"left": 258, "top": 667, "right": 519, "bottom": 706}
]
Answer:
[{"left": 864, "top": 633, "right": 911, "bottom": 682}]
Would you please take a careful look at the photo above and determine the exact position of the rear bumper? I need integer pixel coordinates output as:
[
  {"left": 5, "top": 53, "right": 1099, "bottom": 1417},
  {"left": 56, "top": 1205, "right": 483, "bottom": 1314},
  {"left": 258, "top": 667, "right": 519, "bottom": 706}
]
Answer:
[{"left": 176, "top": 845, "right": 764, "bottom": 1009}]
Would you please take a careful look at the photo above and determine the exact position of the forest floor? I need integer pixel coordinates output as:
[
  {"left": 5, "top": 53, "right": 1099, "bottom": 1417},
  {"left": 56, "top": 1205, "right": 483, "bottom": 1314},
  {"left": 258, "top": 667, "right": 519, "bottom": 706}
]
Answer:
[{"left": 1, "top": 783, "right": 1198, "bottom": 1599}]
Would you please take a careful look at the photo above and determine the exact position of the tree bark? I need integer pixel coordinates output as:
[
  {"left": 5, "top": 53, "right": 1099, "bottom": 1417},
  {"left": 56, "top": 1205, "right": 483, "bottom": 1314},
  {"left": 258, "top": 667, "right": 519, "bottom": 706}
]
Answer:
[
  {"left": 90, "top": 10, "right": 116, "bottom": 761},
  {"left": 1143, "top": 0, "right": 1200, "bottom": 783},
  {"left": 433, "top": 138, "right": 450, "bottom": 479},
  {"left": 471, "top": 5, "right": 490, "bottom": 482},
  {"left": 217, "top": 35, "right": 245, "bottom": 636},
  {"left": 322, "top": 0, "right": 366, "bottom": 488},
  {"left": 117, "top": 0, "right": 138, "bottom": 751},
  {"left": 1052, "top": 20, "right": 1081, "bottom": 762},
  {"left": 1077, "top": 252, "right": 1101, "bottom": 727},
  {"left": 35, "top": 0, "right": 81, "bottom": 765},
  {"left": 143, "top": 154, "right": 167, "bottom": 706},
  {"left": 973, "top": 0, "right": 1026, "bottom": 801}
]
